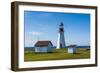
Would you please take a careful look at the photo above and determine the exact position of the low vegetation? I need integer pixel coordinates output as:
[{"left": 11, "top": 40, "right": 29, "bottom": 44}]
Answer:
[{"left": 24, "top": 48, "right": 90, "bottom": 62}]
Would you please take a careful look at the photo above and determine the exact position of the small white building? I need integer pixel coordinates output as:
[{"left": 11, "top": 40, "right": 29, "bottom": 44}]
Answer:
[
  {"left": 34, "top": 41, "right": 53, "bottom": 53},
  {"left": 67, "top": 45, "right": 77, "bottom": 54}
]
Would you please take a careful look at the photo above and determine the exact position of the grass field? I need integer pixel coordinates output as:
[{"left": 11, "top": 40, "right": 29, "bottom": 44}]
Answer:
[{"left": 24, "top": 48, "right": 90, "bottom": 62}]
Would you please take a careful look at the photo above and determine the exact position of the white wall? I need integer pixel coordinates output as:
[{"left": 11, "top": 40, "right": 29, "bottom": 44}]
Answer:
[
  {"left": 0, "top": 0, "right": 100, "bottom": 73},
  {"left": 68, "top": 47, "right": 76, "bottom": 53},
  {"left": 35, "top": 47, "right": 47, "bottom": 52}
]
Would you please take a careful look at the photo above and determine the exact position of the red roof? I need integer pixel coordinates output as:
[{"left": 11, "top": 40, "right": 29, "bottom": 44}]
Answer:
[{"left": 34, "top": 41, "right": 53, "bottom": 47}]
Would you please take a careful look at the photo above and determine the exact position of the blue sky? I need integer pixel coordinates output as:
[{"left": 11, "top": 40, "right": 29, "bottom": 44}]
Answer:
[{"left": 24, "top": 11, "right": 90, "bottom": 47}]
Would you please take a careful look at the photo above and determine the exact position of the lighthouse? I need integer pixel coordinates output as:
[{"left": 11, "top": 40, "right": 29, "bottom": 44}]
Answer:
[{"left": 56, "top": 22, "right": 66, "bottom": 49}]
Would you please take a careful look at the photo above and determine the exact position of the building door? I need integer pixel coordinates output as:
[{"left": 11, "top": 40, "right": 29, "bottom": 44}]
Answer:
[{"left": 60, "top": 43, "right": 62, "bottom": 48}]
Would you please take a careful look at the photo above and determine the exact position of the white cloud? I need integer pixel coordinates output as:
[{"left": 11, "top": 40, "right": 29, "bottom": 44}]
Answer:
[
  {"left": 24, "top": 31, "right": 44, "bottom": 47},
  {"left": 30, "top": 31, "right": 43, "bottom": 35}
]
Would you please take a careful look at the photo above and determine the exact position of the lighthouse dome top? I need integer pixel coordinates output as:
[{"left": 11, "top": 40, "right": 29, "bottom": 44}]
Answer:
[{"left": 60, "top": 22, "right": 64, "bottom": 26}]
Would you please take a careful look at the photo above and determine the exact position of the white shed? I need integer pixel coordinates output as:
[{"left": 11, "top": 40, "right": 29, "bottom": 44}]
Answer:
[
  {"left": 34, "top": 41, "right": 53, "bottom": 53},
  {"left": 67, "top": 45, "right": 77, "bottom": 54}
]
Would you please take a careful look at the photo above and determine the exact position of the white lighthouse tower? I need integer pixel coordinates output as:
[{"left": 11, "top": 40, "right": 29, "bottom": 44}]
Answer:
[{"left": 56, "top": 22, "right": 66, "bottom": 49}]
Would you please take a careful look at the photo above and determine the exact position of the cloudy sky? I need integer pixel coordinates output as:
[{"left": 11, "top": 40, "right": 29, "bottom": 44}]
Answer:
[{"left": 24, "top": 11, "right": 90, "bottom": 47}]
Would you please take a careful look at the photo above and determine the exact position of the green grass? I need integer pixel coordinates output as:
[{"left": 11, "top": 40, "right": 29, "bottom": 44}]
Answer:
[{"left": 24, "top": 48, "right": 90, "bottom": 62}]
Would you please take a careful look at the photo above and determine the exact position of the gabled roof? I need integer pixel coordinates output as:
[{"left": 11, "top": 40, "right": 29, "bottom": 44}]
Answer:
[
  {"left": 68, "top": 45, "right": 77, "bottom": 48},
  {"left": 34, "top": 41, "right": 53, "bottom": 47}
]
